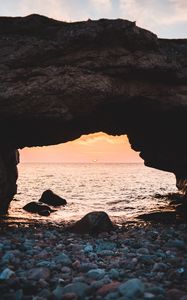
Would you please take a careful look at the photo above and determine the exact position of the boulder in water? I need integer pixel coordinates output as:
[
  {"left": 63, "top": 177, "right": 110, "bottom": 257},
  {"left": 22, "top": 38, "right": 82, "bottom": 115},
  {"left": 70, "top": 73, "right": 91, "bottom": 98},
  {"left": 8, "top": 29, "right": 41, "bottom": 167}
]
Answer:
[
  {"left": 39, "top": 190, "right": 67, "bottom": 207},
  {"left": 38, "top": 210, "right": 51, "bottom": 216},
  {"left": 68, "top": 211, "right": 114, "bottom": 234},
  {"left": 23, "top": 201, "right": 53, "bottom": 216}
]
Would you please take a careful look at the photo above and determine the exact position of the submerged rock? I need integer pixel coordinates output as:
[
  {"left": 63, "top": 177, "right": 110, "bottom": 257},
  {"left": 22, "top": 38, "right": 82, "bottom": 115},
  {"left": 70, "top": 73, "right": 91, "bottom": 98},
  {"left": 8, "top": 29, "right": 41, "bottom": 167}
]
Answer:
[
  {"left": 23, "top": 201, "right": 53, "bottom": 216},
  {"left": 38, "top": 210, "right": 51, "bottom": 216},
  {"left": 137, "top": 211, "right": 178, "bottom": 223},
  {"left": 176, "top": 203, "right": 187, "bottom": 214},
  {"left": 39, "top": 189, "right": 67, "bottom": 207},
  {"left": 68, "top": 211, "right": 114, "bottom": 234}
]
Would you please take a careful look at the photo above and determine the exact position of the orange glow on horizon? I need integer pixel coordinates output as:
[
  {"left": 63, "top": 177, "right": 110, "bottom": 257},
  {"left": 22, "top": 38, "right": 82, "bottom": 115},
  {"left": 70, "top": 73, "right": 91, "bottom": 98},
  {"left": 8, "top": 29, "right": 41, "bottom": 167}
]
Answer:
[{"left": 20, "top": 132, "right": 143, "bottom": 163}]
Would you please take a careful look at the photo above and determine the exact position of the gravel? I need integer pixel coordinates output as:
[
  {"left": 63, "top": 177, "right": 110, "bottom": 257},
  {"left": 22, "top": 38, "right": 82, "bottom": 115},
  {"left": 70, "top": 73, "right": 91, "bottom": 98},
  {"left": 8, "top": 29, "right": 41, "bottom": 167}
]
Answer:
[{"left": 0, "top": 222, "right": 186, "bottom": 299}]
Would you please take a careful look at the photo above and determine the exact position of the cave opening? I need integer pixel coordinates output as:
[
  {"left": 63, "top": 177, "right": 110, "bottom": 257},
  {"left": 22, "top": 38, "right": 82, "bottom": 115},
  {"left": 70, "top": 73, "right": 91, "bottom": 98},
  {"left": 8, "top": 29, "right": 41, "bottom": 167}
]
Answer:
[{"left": 6, "top": 133, "right": 177, "bottom": 224}]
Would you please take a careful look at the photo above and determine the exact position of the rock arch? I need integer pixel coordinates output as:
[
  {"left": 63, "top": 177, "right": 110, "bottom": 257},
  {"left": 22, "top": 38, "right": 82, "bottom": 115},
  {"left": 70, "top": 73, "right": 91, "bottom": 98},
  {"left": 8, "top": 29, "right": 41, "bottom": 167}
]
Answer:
[{"left": 0, "top": 14, "right": 187, "bottom": 213}]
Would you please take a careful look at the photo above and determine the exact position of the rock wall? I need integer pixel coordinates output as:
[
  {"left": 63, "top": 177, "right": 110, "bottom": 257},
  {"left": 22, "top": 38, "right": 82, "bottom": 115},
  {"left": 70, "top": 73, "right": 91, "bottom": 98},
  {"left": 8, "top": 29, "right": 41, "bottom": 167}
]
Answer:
[
  {"left": 0, "top": 14, "right": 186, "bottom": 212},
  {"left": 176, "top": 176, "right": 187, "bottom": 195},
  {"left": 0, "top": 149, "right": 19, "bottom": 214}
]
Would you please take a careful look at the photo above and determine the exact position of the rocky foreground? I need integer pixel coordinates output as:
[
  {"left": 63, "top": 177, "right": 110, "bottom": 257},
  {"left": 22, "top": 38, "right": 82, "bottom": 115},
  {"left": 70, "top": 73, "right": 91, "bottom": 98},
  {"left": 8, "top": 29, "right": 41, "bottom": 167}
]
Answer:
[{"left": 0, "top": 222, "right": 186, "bottom": 300}]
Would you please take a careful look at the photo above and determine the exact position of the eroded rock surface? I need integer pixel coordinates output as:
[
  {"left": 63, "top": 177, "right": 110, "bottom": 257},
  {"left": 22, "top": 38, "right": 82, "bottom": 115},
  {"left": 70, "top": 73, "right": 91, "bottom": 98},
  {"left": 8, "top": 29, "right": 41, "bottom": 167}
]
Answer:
[
  {"left": 0, "top": 149, "right": 19, "bottom": 214},
  {"left": 0, "top": 14, "right": 187, "bottom": 212}
]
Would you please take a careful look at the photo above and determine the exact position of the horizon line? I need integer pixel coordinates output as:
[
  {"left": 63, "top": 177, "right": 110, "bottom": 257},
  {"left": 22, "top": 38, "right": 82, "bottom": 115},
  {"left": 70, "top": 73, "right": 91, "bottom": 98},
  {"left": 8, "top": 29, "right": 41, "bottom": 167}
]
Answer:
[{"left": 19, "top": 161, "right": 144, "bottom": 164}]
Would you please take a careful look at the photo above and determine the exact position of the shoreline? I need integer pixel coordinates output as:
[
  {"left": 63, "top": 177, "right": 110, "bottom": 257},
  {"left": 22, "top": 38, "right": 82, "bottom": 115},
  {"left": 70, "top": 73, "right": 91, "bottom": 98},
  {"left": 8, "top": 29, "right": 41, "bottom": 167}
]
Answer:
[{"left": 0, "top": 221, "right": 186, "bottom": 299}]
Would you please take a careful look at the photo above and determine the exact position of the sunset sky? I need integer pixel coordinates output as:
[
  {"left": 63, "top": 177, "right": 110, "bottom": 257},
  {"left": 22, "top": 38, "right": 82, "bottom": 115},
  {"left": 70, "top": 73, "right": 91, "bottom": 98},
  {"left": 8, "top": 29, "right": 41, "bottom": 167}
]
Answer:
[
  {"left": 21, "top": 133, "right": 142, "bottom": 163},
  {"left": 1, "top": 1, "right": 186, "bottom": 163}
]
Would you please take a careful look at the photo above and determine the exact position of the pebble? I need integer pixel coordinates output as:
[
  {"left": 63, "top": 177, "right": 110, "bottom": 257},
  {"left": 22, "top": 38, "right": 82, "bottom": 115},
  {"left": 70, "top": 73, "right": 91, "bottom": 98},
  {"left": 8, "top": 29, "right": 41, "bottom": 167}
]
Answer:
[
  {"left": 87, "top": 268, "right": 105, "bottom": 280},
  {"left": 167, "top": 288, "right": 187, "bottom": 300},
  {"left": 59, "top": 282, "right": 89, "bottom": 298},
  {"left": 167, "top": 239, "right": 186, "bottom": 250},
  {"left": 108, "top": 268, "right": 119, "bottom": 280},
  {"left": 38, "top": 278, "right": 49, "bottom": 288},
  {"left": 147, "top": 286, "right": 165, "bottom": 295},
  {"left": 84, "top": 244, "right": 94, "bottom": 253},
  {"left": 0, "top": 222, "right": 186, "bottom": 299},
  {"left": 152, "top": 262, "right": 168, "bottom": 272},
  {"left": 96, "top": 241, "right": 117, "bottom": 252},
  {"left": 55, "top": 254, "right": 72, "bottom": 266},
  {"left": 0, "top": 268, "right": 15, "bottom": 280},
  {"left": 90, "top": 276, "right": 111, "bottom": 289},
  {"left": 97, "top": 250, "right": 115, "bottom": 256},
  {"left": 53, "top": 283, "right": 64, "bottom": 300},
  {"left": 61, "top": 266, "right": 71, "bottom": 273},
  {"left": 62, "top": 293, "right": 78, "bottom": 300},
  {"left": 97, "top": 281, "right": 120, "bottom": 296},
  {"left": 104, "top": 291, "right": 120, "bottom": 300},
  {"left": 80, "top": 262, "right": 98, "bottom": 272},
  {"left": 138, "top": 255, "right": 155, "bottom": 265},
  {"left": 118, "top": 278, "right": 144, "bottom": 298},
  {"left": 144, "top": 292, "right": 155, "bottom": 299},
  {"left": 137, "top": 247, "right": 150, "bottom": 255},
  {"left": 38, "top": 288, "right": 52, "bottom": 299},
  {"left": 27, "top": 267, "right": 50, "bottom": 280},
  {"left": 15, "top": 289, "right": 23, "bottom": 300}
]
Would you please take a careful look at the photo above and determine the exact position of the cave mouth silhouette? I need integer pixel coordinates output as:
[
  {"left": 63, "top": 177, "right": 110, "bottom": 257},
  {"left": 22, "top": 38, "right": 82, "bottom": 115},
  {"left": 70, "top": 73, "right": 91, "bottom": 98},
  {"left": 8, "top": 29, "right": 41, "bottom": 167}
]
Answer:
[
  {"left": 13, "top": 135, "right": 179, "bottom": 224},
  {"left": 1, "top": 99, "right": 187, "bottom": 215}
]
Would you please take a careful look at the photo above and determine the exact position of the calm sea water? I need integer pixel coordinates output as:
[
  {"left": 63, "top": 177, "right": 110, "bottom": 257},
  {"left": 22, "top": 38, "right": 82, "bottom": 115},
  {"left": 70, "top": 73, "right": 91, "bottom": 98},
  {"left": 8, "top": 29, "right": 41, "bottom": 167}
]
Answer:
[{"left": 9, "top": 163, "right": 177, "bottom": 224}]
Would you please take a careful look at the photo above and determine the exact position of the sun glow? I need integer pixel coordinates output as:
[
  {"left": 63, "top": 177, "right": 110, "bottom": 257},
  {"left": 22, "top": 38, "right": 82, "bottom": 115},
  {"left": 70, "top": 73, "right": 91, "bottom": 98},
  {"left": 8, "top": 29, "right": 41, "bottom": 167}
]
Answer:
[{"left": 20, "top": 132, "right": 143, "bottom": 163}]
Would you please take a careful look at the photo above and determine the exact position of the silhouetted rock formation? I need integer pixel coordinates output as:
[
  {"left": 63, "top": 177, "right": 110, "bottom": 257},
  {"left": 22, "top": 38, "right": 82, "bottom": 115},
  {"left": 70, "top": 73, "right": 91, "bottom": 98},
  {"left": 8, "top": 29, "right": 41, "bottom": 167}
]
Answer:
[
  {"left": 0, "top": 149, "right": 19, "bottom": 214},
  {"left": 68, "top": 211, "right": 114, "bottom": 234},
  {"left": 23, "top": 201, "right": 54, "bottom": 216},
  {"left": 0, "top": 14, "right": 186, "bottom": 213},
  {"left": 39, "top": 190, "right": 67, "bottom": 206}
]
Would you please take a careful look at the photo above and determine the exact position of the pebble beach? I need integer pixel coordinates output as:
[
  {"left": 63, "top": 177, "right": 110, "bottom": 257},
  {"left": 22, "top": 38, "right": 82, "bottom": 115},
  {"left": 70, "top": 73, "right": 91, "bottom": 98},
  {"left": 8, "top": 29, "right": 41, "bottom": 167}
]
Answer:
[{"left": 0, "top": 221, "right": 187, "bottom": 300}]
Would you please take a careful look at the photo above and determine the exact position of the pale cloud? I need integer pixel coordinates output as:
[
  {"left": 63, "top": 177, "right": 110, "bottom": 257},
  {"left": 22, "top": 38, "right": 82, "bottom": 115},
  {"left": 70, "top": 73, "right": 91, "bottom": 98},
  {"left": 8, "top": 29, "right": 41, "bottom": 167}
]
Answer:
[
  {"left": 75, "top": 132, "right": 128, "bottom": 145},
  {"left": 168, "top": 0, "right": 187, "bottom": 24},
  {"left": 89, "top": 0, "right": 112, "bottom": 13},
  {"left": 119, "top": 0, "right": 187, "bottom": 29}
]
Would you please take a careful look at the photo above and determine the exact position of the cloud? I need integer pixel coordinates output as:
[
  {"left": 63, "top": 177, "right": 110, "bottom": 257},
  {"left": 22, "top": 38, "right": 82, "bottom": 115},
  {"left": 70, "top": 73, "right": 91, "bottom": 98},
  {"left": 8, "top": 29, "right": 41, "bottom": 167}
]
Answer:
[
  {"left": 119, "top": 0, "right": 187, "bottom": 29},
  {"left": 168, "top": 0, "right": 187, "bottom": 24},
  {"left": 89, "top": 0, "right": 112, "bottom": 13},
  {"left": 76, "top": 132, "right": 128, "bottom": 145}
]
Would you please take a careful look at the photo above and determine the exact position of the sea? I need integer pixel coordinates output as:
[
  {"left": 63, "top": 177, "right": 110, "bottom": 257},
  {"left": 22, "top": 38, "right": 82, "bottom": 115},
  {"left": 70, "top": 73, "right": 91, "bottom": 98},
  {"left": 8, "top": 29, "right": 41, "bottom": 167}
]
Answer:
[{"left": 9, "top": 163, "right": 177, "bottom": 225}]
